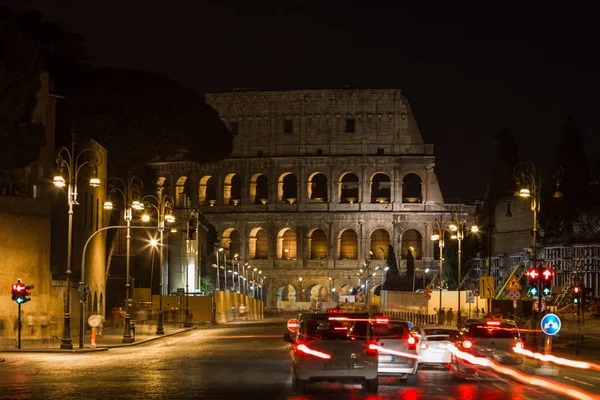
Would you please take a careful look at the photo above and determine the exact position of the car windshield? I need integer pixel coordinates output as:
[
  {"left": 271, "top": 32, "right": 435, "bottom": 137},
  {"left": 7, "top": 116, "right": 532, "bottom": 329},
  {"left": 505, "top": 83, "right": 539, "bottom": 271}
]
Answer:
[
  {"left": 373, "top": 322, "right": 409, "bottom": 339},
  {"left": 468, "top": 323, "right": 519, "bottom": 339},
  {"left": 300, "top": 318, "right": 372, "bottom": 341}
]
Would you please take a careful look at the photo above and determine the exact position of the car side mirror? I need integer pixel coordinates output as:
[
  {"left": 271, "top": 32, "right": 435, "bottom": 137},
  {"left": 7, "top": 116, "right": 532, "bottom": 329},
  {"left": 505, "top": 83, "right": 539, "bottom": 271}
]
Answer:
[{"left": 283, "top": 332, "right": 293, "bottom": 343}]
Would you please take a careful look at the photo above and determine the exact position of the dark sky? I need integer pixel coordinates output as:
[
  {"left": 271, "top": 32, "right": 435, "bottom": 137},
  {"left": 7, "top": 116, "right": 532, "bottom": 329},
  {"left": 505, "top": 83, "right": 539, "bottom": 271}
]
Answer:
[{"left": 3, "top": 0, "right": 599, "bottom": 202}]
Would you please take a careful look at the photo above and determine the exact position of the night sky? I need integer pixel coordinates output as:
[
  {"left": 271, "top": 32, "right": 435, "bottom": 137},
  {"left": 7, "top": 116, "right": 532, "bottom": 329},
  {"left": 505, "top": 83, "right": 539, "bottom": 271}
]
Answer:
[{"left": 3, "top": 0, "right": 599, "bottom": 202}]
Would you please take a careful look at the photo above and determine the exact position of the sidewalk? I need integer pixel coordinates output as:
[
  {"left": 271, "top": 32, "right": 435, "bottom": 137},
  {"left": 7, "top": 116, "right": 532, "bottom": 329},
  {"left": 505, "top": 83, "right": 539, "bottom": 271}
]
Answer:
[{"left": 0, "top": 323, "right": 195, "bottom": 353}]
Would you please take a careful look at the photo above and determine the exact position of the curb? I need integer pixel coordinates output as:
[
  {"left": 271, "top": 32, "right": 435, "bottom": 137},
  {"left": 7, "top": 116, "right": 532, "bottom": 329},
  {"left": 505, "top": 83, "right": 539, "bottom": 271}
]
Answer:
[{"left": 96, "top": 328, "right": 194, "bottom": 349}]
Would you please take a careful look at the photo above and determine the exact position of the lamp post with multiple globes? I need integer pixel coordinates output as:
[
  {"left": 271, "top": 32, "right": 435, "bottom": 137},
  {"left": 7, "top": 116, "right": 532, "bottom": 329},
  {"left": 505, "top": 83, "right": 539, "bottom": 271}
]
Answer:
[{"left": 53, "top": 132, "right": 102, "bottom": 349}]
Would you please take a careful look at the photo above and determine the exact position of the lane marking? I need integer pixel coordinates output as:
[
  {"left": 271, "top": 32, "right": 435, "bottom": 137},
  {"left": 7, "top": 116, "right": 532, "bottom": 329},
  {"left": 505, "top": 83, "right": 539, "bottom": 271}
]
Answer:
[{"left": 563, "top": 376, "right": 595, "bottom": 387}]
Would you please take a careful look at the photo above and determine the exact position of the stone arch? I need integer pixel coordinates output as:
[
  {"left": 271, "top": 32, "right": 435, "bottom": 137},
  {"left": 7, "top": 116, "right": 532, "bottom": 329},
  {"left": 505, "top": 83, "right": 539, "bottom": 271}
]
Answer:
[
  {"left": 338, "top": 228, "right": 358, "bottom": 260},
  {"left": 157, "top": 176, "right": 168, "bottom": 198},
  {"left": 175, "top": 176, "right": 192, "bottom": 207},
  {"left": 277, "top": 284, "right": 297, "bottom": 302},
  {"left": 224, "top": 173, "right": 242, "bottom": 205},
  {"left": 306, "top": 283, "right": 328, "bottom": 303},
  {"left": 338, "top": 284, "right": 356, "bottom": 297},
  {"left": 308, "top": 172, "right": 328, "bottom": 202},
  {"left": 222, "top": 228, "right": 241, "bottom": 256},
  {"left": 338, "top": 172, "right": 359, "bottom": 203},
  {"left": 249, "top": 227, "right": 268, "bottom": 259},
  {"left": 277, "top": 227, "right": 297, "bottom": 259},
  {"left": 199, "top": 175, "right": 217, "bottom": 206},
  {"left": 402, "top": 172, "right": 423, "bottom": 203},
  {"left": 401, "top": 229, "right": 423, "bottom": 260},
  {"left": 308, "top": 228, "right": 327, "bottom": 259},
  {"left": 369, "top": 229, "right": 390, "bottom": 259},
  {"left": 370, "top": 172, "right": 391, "bottom": 203},
  {"left": 250, "top": 173, "right": 269, "bottom": 204},
  {"left": 278, "top": 172, "right": 298, "bottom": 203}
]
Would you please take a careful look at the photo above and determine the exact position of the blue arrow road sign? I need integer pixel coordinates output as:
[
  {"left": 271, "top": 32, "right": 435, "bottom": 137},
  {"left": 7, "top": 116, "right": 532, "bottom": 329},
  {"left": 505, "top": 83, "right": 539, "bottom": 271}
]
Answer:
[{"left": 541, "top": 313, "right": 561, "bottom": 336}]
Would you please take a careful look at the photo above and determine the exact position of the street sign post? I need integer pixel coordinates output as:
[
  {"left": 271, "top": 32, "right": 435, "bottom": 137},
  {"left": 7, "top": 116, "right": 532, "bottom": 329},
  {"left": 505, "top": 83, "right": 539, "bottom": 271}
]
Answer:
[
  {"left": 465, "top": 290, "right": 474, "bottom": 304},
  {"left": 533, "top": 299, "right": 546, "bottom": 313},
  {"left": 507, "top": 276, "right": 522, "bottom": 291},
  {"left": 287, "top": 319, "right": 299, "bottom": 332},
  {"left": 479, "top": 276, "right": 495, "bottom": 299},
  {"left": 508, "top": 290, "right": 521, "bottom": 301},
  {"left": 473, "top": 288, "right": 480, "bottom": 297},
  {"left": 425, "top": 293, "right": 432, "bottom": 301}
]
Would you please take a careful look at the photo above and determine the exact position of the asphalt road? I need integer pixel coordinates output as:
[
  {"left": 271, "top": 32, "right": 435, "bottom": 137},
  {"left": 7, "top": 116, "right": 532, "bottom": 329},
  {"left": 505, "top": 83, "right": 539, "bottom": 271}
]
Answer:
[{"left": 0, "top": 320, "right": 598, "bottom": 400}]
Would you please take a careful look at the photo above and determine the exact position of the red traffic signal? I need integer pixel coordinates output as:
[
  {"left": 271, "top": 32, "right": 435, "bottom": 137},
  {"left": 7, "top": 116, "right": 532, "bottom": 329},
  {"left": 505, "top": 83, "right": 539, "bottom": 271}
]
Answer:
[
  {"left": 527, "top": 268, "right": 540, "bottom": 283},
  {"left": 11, "top": 281, "right": 33, "bottom": 304},
  {"left": 541, "top": 267, "right": 554, "bottom": 281},
  {"left": 573, "top": 286, "right": 581, "bottom": 294}
]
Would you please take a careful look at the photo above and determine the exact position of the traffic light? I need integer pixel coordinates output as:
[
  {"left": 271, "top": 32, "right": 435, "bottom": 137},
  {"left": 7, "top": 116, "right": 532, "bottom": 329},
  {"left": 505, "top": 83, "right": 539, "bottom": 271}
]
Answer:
[
  {"left": 187, "top": 216, "right": 197, "bottom": 240},
  {"left": 541, "top": 267, "right": 554, "bottom": 296},
  {"left": 573, "top": 286, "right": 581, "bottom": 304},
  {"left": 11, "top": 281, "right": 33, "bottom": 304},
  {"left": 527, "top": 268, "right": 540, "bottom": 296}
]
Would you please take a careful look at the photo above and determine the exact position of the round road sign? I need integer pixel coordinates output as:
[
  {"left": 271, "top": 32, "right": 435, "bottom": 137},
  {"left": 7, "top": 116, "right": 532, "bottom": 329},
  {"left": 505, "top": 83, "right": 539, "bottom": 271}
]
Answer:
[
  {"left": 533, "top": 299, "right": 546, "bottom": 313},
  {"left": 473, "top": 288, "right": 480, "bottom": 297},
  {"left": 425, "top": 293, "right": 432, "bottom": 301},
  {"left": 508, "top": 290, "right": 521, "bottom": 301},
  {"left": 541, "top": 313, "right": 561, "bottom": 335},
  {"left": 287, "top": 319, "right": 299, "bottom": 332}
]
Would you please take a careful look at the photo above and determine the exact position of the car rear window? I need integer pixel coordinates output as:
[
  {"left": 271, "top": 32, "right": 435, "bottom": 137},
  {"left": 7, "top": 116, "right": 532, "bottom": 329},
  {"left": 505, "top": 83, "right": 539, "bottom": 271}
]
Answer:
[
  {"left": 424, "top": 329, "right": 458, "bottom": 340},
  {"left": 300, "top": 318, "right": 372, "bottom": 341},
  {"left": 373, "top": 322, "right": 409, "bottom": 339},
  {"left": 468, "top": 323, "right": 519, "bottom": 339}
]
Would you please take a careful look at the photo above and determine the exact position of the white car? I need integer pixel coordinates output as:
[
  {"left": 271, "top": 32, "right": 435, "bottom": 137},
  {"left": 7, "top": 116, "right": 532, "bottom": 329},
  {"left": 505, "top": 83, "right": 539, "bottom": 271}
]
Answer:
[
  {"left": 411, "top": 325, "right": 458, "bottom": 367},
  {"left": 283, "top": 313, "right": 379, "bottom": 393},
  {"left": 372, "top": 319, "right": 419, "bottom": 385}
]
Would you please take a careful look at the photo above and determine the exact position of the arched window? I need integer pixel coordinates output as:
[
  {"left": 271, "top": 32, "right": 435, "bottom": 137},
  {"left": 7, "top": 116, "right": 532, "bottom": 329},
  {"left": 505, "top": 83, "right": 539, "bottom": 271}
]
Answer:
[
  {"left": 339, "top": 173, "right": 359, "bottom": 203},
  {"left": 277, "top": 284, "right": 297, "bottom": 302},
  {"left": 224, "top": 173, "right": 242, "bottom": 205},
  {"left": 199, "top": 175, "right": 216, "bottom": 205},
  {"left": 309, "top": 229, "right": 327, "bottom": 259},
  {"left": 308, "top": 172, "right": 328, "bottom": 202},
  {"left": 339, "top": 229, "right": 358, "bottom": 259},
  {"left": 371, "top": 173, "right": 391, "bottom": 203},
  {"left": 176, "top": 176, "right": 191, "bottom": 207},
  {"left": 279, "top": 173, "right": 298, "bottom": 203},
  {"left": 402, "top": 173, "right": 423, "bottom": 203},
  {"left": 370, "top": 229, "right": 390, "bottom": 259},
  {"left": 277, "top": 228, "right": 297, "bottom": 259},
  {"left": 401, "top": 229, "right": 423, "bottom": 260},
  {"left": 255, "top": 229, "right": 268, "bottom": 259}
]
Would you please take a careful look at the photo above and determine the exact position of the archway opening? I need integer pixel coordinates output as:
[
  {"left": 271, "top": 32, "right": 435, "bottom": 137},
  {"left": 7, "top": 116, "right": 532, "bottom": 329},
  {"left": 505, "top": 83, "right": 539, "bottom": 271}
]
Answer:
[
  {"left": 402, "top": 173, "right": 423, "bottom": 203},
  {"left": 339, "top": 229, "right": 358, "bottom": 260}
]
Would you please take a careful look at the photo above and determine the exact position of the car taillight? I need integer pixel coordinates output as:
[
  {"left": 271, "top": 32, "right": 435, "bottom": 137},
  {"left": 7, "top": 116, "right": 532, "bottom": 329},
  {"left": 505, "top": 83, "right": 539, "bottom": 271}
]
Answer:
[
  {"left": 367, "top": 342, "right": 379, "bottom": 356},
  {"left": 295, "top": 343, "right": 331, "bottom": 359},
  {"left": 408, "top": 335, "right": 418, "bottom": 350},
  {"left": 462, "top": 340, "right": 473, "bottom": 349},
  {"left": 515, "top": 341, "right": 524, "bottom": 349}
]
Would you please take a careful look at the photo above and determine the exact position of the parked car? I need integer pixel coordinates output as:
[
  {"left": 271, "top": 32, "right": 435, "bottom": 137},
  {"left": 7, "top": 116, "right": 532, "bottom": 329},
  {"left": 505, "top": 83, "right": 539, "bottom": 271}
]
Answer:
[
  {"left": 450, "top": 318, "right": 524, "bottom": 381},
  {"left": 411, "top": 325, "right": 458, "bottom": 368},
  {"left": 371, "top": 319, "right": 419, "bottom": 385},
  {"left": 283, "top": 312, "right": 379, "bottom": 393}
]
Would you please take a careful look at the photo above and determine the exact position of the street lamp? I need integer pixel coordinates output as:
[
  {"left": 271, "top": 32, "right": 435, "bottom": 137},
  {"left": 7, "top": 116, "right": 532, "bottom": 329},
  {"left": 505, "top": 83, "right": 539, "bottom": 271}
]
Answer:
[
  {"left": 53, "top": 132, "right": 103, "bottom": 349},
  {"left": 140, "top": 194, "right": 175, "bottom": 335},
  {"left": 234, "top": 254, "right": 240, "bottom": 293},
  {"left": 215, "top": 247, "right": 223, "bottom": 290},
  {"left": 424, "top": 268, "right": 430, "bottom": 290},
  {"left": 183, "top": 209, "right": 199, "bottom": 328},
  {"left": 449, "top": 207, "right": 478, "bottom": 327},
  {"left": 298, "top": 276, "right": 303, "bottom": 302},
  {"left": 103, "top": 176, "right": 144, "bottom": 343},
  {"left": 514, "top": 161, "right": 563, "bottom": 352},
  {"left": 430, "top": 213, "right": 454, "bottom": 325}
]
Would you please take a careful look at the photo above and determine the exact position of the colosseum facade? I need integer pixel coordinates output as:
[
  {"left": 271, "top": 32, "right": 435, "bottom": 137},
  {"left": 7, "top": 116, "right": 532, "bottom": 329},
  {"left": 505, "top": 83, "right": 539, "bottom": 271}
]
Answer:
[{"left": 151, "top": 89, "right": 472, "bottom": 310}]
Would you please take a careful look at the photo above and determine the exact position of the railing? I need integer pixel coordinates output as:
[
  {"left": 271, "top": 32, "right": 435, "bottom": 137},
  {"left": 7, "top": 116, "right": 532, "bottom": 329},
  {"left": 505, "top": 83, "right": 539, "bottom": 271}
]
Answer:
[{"left": 381, "top": 310, "right": 438, "bottom": 325}]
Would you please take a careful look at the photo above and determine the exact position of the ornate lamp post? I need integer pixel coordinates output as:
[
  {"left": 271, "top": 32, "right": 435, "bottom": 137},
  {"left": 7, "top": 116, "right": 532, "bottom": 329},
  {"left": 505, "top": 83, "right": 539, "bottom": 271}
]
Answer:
[
  {"left": 448, "top": 208, "right": 478, "bottom": 327},
  {"left": 215, "top": 247, "right": 223, "bottom": 290},
  {"left": 53, "top": 133, "right": 102, "bottom": 349},
  {"left": 140, "top": 194, "right": 175, "bottom": 335},
  {"left": 298, "top": 276, "right": 303, "bottom": 302},
  {"left": 103, "top": 176, "right": 143, "bottom": 343},
  {"left": 183, "top": 209, "right": 199, "bottom": 328},
  {"left": 430, "top": 213, "right": 454, "bottom": 325},
  {"left": 514, "top": 161, "right": 563, "bottom": 352}
]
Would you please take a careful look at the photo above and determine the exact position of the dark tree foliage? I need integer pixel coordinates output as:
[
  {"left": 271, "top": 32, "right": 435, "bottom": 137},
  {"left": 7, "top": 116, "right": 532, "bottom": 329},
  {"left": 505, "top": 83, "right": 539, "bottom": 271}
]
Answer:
[
  {"left": 442, "top": 239, "right": 458, "bottom": 290},
  {"left": 405, "top": 249, "right": 415, "bottom": 286},
  {"left": 0, "top": 7, "right": 45, "bottom": 172},
  {"left": 56, "top": 67, "right": 234, "bottom": 177},
  {"left": 480, "top": 128, "right": 520, "bottom": 259},
  {"left": 540, "top": 116, "right": 591, "bottom": 241}
]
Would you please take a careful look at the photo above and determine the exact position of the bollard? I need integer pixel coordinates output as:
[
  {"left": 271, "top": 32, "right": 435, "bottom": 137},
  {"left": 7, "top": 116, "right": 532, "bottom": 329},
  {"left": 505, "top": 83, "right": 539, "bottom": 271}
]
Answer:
[{"left": 91, "top": 327, "right": 97, "bottom": 349}]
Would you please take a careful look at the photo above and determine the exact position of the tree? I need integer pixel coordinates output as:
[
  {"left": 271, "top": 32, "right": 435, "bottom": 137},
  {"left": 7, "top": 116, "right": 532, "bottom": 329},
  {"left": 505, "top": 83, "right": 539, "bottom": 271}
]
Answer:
[
  {"left": 56, "top": 67, "right": 233, "bottom": 177},
  {"left": 540, "top": 116, "right": 591, "bottom": 241},
  {"left": 0, "top": 8, "right": 45, "bottom": 173},
  {"left": 405, "top": 249, "right": 415, "bottom": 288}
]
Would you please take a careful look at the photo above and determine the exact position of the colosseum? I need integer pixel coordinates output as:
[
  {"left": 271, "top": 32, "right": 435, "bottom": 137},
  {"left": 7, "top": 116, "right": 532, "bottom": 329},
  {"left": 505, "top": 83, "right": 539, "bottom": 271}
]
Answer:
[{"left": 152, "top": 89, "right": 471, "bottom": 310}]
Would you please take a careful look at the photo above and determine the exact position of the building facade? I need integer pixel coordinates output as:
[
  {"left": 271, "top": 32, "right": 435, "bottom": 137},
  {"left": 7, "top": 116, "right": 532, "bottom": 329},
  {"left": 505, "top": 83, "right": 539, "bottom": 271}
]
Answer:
[{"left": 152, "top": 89, "right": 472, "bottom": 310}]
